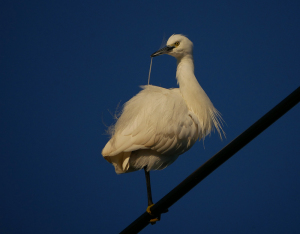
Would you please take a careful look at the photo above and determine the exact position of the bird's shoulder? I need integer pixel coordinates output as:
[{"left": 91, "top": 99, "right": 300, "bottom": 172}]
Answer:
[
  {"left": 139, "top": 84, "right": 182, "bottom": 98},
  {"left": 127, "top": 85, "right": 184, "bottom": 110},
  {"left": 120, "top": 85, "right": 187, "bottom": 122}
]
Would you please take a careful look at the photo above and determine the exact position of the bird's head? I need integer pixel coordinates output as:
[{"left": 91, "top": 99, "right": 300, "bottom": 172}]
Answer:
[{"left": 151, "top": 34, "right": 193, "bottom": 59}]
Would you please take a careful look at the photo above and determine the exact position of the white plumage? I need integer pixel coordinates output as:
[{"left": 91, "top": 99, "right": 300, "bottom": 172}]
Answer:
[{"left": 102, "top": 34, "right": 224, "bottom": 174}]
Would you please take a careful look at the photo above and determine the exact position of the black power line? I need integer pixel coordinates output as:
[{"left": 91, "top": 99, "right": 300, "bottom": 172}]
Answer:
[{"left": 120, "top": 86, "right": 300, "bottom": 234}]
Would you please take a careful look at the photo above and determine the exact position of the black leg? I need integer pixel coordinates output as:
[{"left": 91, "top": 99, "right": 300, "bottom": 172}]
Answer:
[
  {"left": 144, "top": 167, "right": 153, "bottom": 206},
  {"left": 144, "top": 167, "right": 163, "bottom": 224}
]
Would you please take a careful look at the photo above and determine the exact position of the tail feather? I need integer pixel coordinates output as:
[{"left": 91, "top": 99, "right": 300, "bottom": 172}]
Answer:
[{"left": 103, "top": 152, "right": 131, "bottom": 174}]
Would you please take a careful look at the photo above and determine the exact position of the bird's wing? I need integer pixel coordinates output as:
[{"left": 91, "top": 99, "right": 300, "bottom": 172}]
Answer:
[{"left": 102, "top": 85, "right": 200, "bottom": 157}]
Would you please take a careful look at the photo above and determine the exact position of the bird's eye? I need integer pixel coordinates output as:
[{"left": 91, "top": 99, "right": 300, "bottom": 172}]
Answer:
[{"left": 174, "top": 41, "right": 180, "bottom": 47}]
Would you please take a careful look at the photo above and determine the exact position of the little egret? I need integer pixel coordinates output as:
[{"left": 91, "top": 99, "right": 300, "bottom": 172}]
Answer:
[{"left": 102, "top": 34, "right": 224, "bottom": 222}]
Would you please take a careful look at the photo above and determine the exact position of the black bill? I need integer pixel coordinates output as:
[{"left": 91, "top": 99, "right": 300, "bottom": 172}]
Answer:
[{"left": 150, "top": 45, "right": 175, "bottom": 57}]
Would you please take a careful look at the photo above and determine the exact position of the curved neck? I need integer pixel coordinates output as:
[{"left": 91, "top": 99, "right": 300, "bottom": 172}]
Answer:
[
  {"left": 176, "top": 55, "right": 195, "bottom": 81},
  {"left": 176, "top": 54, "right": 216, "bottom": 137},
  {"left": 176, "top": 54, "right": 201, "bottom": 99}
]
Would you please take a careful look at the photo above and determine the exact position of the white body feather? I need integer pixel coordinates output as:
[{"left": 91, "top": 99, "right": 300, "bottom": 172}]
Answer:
[{"left": 102, "top": 34, "right": 224, "bottom": 174}]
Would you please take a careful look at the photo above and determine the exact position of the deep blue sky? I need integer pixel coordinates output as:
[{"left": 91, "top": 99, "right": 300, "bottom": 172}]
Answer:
[{"left": 1, "top": 1, "right": 300, "bottom": 233}]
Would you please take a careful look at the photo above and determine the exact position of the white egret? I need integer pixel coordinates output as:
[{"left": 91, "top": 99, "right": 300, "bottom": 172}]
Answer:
[{"left": 102, "top": 34, "right": 224, "bottom": 222}]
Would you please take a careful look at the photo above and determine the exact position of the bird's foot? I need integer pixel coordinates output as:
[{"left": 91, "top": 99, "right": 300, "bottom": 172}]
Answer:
[
  {"left": 146, "top": 204, "right": 155, "bottom": 215},
  {"left": 146, "top": 204, "right": 160, "bottom": 224}
]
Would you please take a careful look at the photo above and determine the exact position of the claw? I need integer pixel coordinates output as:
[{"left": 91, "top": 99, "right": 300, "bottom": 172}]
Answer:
[
  {"left": 149, "top": 217, "right": 160, "bottom": 223},
  {"left": 146, "top": 204, "right": 155, "bottom": 215},
  {"left": 146, "top": 204, "right": 160, "bottom": 224}
]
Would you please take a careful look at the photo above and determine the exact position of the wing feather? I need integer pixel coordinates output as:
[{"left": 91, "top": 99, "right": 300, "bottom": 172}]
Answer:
[{"left": 103, "top": 85, "right": 200, "bottom": 159}]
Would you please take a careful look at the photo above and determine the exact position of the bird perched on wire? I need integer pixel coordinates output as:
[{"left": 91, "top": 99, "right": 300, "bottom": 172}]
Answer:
[{"left": 102, "top": 34, "right": 225, "bottom": 223}]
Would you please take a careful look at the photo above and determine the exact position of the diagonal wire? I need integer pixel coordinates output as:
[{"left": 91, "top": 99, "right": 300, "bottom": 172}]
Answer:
[{"left": 120, "top": 86, "right": 300, "bottom": 234}]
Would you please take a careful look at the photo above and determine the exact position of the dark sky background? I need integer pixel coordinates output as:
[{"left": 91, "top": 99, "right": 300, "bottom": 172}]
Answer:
[{"left": 1, "top": 1, "right": 300, "bottom": 233}]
